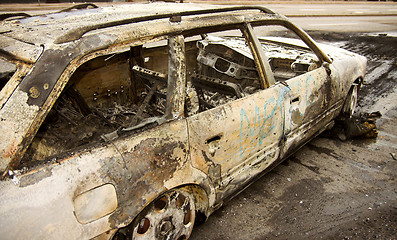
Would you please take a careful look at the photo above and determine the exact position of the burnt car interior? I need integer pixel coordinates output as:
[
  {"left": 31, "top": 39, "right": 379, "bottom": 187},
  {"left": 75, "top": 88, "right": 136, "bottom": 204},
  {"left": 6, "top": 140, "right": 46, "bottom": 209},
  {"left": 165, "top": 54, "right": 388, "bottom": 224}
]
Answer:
[
  {"left": 259, "top": 38, "right": 320, "bottom": 80},
  {"left": 190, "top": 34, "right": 261, "bottom": 110},
  {"left": 21, "top": 26, "right": 320, "bottom": 167},
  {"left": 21, "top": 40, "right": 170, "bottom": 165}
]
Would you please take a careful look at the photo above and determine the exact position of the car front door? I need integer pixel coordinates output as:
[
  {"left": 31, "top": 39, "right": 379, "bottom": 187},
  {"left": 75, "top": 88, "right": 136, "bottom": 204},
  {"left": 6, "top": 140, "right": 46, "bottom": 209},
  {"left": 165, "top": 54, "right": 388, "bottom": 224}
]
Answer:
[
  {"left": 252, "top": 24, "right": 339, "bottom": 159},
  {"left": 282, "top": 66, "right": 338, "bottom": 157},
  {"left": 186, "top": 26, "right": 283, "bottom": 201}
]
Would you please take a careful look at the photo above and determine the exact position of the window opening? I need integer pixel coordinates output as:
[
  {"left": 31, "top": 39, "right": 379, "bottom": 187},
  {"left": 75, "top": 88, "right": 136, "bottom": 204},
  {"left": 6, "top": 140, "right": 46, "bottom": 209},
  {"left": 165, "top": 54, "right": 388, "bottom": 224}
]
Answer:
[
  {"left": 21, "top": 38, "right": 170, "bottom": 166},
  {"left": 184, "top": 29, "right": 262, "bottom": 114},
  {"left": 253, "top": 25, "right": 321, "bottom": 82}
]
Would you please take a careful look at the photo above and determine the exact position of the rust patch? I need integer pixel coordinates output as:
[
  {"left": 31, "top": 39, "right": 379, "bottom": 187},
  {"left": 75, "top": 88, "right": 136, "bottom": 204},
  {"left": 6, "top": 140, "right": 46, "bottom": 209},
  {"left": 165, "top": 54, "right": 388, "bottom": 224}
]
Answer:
[
  {"left": 2, "top": 140, "right": 17, "bottom": 160},
  {"left": 291, "top": 109, "right": 304, "bottom": 125},
  {"left": 18, "top": 49, "right": 73, "bottom": 107},
  {"left": 200, "top": 150, "right": 221, "bottom": 185},
  {"left": 29, "top": 87, "right": 40, "bottom": 99}
]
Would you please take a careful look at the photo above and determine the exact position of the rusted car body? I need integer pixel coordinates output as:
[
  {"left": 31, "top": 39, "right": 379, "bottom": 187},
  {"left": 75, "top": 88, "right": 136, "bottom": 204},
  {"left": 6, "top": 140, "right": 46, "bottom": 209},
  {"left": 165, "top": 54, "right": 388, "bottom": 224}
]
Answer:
[{"left": 0, "top": 3, "right": 366, "bottom": 240}]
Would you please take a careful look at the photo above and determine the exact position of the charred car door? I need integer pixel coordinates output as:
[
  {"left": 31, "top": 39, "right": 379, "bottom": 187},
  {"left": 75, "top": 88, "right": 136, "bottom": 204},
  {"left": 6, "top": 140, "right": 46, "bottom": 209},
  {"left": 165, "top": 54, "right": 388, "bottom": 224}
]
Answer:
[
  {"left": 186, "top": 27, "right": 284, "bottom": 201},
  {"left": 253, "top": 33, "right": 338, "bottom": 157},
  {"left": 282, "top": 62, "right": 338, "bottom": 157}
]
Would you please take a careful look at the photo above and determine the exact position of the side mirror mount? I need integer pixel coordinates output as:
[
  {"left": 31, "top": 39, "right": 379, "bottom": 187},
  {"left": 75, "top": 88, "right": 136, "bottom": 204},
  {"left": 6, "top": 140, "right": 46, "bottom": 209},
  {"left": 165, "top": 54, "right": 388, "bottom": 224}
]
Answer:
[{"left": 323, "top": 62, "right": 332, "bottom": 76}]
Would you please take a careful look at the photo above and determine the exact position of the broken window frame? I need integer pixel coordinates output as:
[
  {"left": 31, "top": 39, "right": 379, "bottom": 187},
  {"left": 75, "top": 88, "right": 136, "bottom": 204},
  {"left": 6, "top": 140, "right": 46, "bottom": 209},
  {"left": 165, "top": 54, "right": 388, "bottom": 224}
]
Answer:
[
  {"left": 177, "top": 20, "right": 331, "bottom": 93},
  {"left": 242, "top": 23, "right": 275, "bottom": 89},
  {"left": 179, "top": 23, "right": 272, "bottom": 94},
  {"left": 244, "top": 21, "right": 333, "bottom": 89},
  {"left": 249, "top": 20, "right": 332, "bottom": 64},
  {"left": 249, "top": 23, "right": 324, "bottom": 83},
  {"left": 166, "top": 34, "right": 187, "bottom": 120},
  {"left": 5, "top": 34, "right": 188, "bottom": 170}
]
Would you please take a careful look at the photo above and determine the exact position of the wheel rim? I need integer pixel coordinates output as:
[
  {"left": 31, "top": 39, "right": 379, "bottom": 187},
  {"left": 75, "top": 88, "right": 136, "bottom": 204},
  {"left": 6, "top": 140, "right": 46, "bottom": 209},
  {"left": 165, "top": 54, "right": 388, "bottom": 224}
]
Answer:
[
  {"left": 349, "top": 86, "right": 358, "bottom": 117},
  {"left": 132, "top": 189, "right": 195, "bottom": 240},
  {"left": 343, "top": 85, "right": 358, "bottom": 118}
]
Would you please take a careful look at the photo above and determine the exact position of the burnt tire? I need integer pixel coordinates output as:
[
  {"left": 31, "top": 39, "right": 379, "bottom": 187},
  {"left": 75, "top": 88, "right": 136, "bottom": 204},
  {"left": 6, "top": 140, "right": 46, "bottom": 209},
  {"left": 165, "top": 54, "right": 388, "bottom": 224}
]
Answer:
[
  {"left": 340, "top": 84, "right": 359, "bottom": 119},
  {"left": 131, "top": 188, "right": 195, "bottom": 240}
]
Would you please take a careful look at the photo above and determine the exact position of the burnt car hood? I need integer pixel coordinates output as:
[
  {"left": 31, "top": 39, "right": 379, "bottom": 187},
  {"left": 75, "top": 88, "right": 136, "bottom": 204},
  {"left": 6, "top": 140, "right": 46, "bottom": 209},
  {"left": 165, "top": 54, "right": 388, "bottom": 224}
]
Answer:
[{"left": 258, "top": 36, "right": 366, "bottom": 63}]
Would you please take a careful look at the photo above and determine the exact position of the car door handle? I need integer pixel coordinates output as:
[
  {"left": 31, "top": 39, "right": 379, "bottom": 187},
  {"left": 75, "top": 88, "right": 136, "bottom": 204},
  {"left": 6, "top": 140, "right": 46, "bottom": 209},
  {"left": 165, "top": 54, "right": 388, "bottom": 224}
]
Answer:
[
  {"left": 323, "top": 62, "right": 332, "bottom": 76},
  {"left": 291, "top": 96, "right": 300, "bottom": 104},
  {"left": 206, "top": 135, "right": 222, "bottom": 144},
  {"left": 206, "top": 134, "right": 222, "bottom": 156}
]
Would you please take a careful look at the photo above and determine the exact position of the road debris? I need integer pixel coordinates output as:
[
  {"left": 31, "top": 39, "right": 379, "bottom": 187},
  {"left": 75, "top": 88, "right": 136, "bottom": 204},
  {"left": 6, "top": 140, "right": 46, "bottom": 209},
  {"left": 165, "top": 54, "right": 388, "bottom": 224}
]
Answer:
[
  {"left": 326, "top": 111, "right": 382, "bottom": 141},
  {"left": 345, "top": 111, "right": 381, "bottom": 139}
]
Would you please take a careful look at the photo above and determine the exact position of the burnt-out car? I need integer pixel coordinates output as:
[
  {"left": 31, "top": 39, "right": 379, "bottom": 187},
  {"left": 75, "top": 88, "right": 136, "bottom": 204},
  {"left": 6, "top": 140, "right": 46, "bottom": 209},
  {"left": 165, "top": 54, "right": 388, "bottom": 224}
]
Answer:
[{"left": 0, "top": 3, "right": 366, "bottom": 240}]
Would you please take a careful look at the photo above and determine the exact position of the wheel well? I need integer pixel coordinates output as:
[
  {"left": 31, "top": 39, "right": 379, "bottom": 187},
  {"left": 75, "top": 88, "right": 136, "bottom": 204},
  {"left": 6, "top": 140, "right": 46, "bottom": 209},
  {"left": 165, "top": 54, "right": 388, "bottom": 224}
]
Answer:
[
  {"left": 111, "top": 184, "right": 209, "bottom": 239},
  {"left": 179, "top": 184, "right": 210, "bottom": 225},
  {"left": 354, "top": 77, "right": 363, "bottom": 91}
]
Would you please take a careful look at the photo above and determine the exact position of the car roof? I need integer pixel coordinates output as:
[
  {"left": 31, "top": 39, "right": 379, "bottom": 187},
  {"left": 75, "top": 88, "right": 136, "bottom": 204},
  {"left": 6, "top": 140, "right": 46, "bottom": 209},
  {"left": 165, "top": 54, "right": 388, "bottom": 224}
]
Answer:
[
  {"left": 0, "top": 3, "right": 280, "bottom": 62},
  {"left": 0, "top": 3, "right": 208, "bottom": 43}
]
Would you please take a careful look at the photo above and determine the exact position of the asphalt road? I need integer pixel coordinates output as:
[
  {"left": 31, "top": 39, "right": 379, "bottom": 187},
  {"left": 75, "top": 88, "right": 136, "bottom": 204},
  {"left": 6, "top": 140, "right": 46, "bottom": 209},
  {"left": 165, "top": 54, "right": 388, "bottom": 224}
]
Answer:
[
  {"left": 270, "top": 2, "right": 397, "bottom": 33},
  {"left": 289, "top": 16, "right": 397, "bottom": 33},
  {"left": 197, "top": 1, "right": 397, "bottom": 33},
  {"left": 1, "top": 1, "right": 397, "bottom": 16},
  {"left": 191, "top": 1, "right": 397, "bottom": 16},
  {"left": 266, "top": 2, "right": 397, "bottom": 17}
]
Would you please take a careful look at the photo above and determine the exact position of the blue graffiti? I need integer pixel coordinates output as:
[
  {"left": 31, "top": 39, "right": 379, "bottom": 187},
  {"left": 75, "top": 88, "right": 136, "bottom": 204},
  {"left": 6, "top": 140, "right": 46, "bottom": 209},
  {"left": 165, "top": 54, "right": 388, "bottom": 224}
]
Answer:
[
  {"left": 287, "top": 75, "right": 316, "bottom": 125},
  {"left": 239, "top": 87, "right": 290, "bottom": 156},
  {"left": 305, "top": 75, "right": 315, "bottom": 106},
  {"left": 238, "top": 75, "right": 319, "bottom": 156}
]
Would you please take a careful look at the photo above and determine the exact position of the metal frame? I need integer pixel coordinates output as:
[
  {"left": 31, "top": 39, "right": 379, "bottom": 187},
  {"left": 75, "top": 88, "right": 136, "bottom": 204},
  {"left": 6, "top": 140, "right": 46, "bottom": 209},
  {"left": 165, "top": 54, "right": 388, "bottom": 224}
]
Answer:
[
  {"left": 243, "top": 23, "right": 276, "bottom": 89},
  {"left": 0, "top": 3, "right": 98, "bottom": 21},
  {"left": 55, "top": 6, "right": 275, "bottom": 44},
  {"left": 0, "top": 13, "right": 31, "bottom": 21}
]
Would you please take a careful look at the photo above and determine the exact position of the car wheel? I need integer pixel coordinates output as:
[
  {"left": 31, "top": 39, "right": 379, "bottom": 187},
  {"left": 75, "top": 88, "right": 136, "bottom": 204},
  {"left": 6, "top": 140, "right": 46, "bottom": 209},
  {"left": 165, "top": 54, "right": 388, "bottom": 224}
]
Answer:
[
  {"left": 132, "top": 188, "right": 195, "bottom": 240},
  {"left": 341, "top": 84, "right": 359, "bottom": 119}
]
